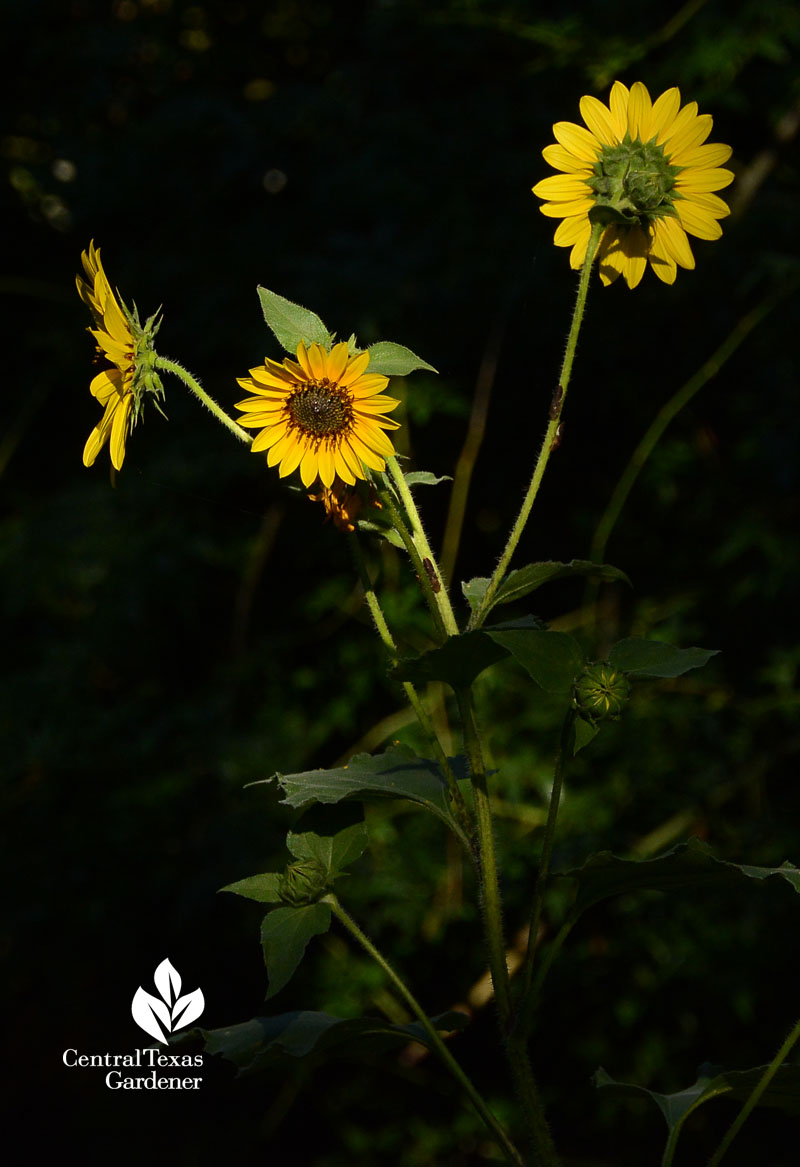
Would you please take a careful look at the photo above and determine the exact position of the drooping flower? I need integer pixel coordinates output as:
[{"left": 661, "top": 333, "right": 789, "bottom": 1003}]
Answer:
[
  {"left": 308, "top": 476, "right": 383, "bottom": 533},
  {"left": 235, "top": 341, "right": 401, "bottom": 488},
  {"left": 76, "top": 242, "right": 163, "bottom": 469},
  {"left": 533, "top": 81, "right": 734, "bottom": 288}
]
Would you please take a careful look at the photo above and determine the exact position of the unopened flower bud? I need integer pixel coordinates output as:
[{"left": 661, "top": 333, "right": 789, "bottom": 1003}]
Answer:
[
  {"left": 573, "top": 662, "right": 630, "bottom": 723},
  {"left": 278, "top": 858, "right": 329, "bottom": 906}
]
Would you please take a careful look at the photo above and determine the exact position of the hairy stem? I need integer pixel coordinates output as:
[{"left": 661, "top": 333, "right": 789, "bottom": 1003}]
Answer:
[{"left": 155, "top": 356, "right": 252, "bottom": 443}]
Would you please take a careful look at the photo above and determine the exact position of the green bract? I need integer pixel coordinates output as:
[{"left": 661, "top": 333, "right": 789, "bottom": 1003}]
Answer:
[
  {"left": 587, "top": 135, "right": 681, "bottom": 228},
  {"left": 278, "top": 857, "right": 330, "bottom": 906},
  {"left": 573, "top": 662, "right": 631, "bottom": 723}
]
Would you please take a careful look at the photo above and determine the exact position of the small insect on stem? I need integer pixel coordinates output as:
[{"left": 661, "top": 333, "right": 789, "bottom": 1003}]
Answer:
[
  {"left": 550, "top": 421, "right": 564, "bottom": 452},
  {"left": 548, "top": 384, "right": 564, "bottom": 421},
  {"left": 422, "top": 557, "right": 442, "bottom": 594}
]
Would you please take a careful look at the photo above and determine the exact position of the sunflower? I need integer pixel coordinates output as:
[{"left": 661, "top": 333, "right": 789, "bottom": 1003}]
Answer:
[
  {"left": 235, "top": 341, "right": 401, "bottom": 488},
  {"left": 76, "top": 243, "right": 138, "bottom": 469},
  {"left": 76, "top": 243, "right": 163, "bottom": 470},
  {"left": 533, "top": 81, "right": 734, "bottom": 288}
]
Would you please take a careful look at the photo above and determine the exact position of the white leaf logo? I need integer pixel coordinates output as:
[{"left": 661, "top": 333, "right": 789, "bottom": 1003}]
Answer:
[{"left": 131, "top": 958, "right": 205, "bottom": 1044}]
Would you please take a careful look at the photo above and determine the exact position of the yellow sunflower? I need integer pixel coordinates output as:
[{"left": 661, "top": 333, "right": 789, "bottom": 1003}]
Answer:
[
  {"left": 235, "top": 341, "right": 401, "bottom": 488},
  {"left": 76, "top": 243, "right": 137, "bottom": 470},
  {"left": 533, "top": 81, "right": 734, "bottom": 288}
]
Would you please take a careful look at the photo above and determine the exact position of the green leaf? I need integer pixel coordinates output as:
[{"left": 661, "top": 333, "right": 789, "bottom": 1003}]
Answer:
[
  {"left": 486, "top": 628, "right": 585, "bottom": 693},
  {"left": 182, "top": 1009, "right": 470, "bottom": 1075},
  {"left": 356, "top": 519, "right": 407, "bottom": 549},
  {"left": 462, "top": 560, "right": 630, "bottom": 616},
  {"left": 261, "top": 903, "right": 332, "bottom": 1000},
  {"left": 270, "top": 743, "right": 469, "bottom": 836},
  {"left": 286, "top": 822, "right": 369, "bottom": 882},
  {"left": 573, "top": 717, "right": 599, "bottom": 755},
  {"left": 392, "top": 616, "right": 544, "bottom": 689},
  {"left": 219, "top": 873, "right": 283, "bottom": 903},
  {"left": 365, "top": 341, "right": 437, "bottom": 376},
  {"left": 403, "top": 471, "right": 452, "bottom": 487},
  {"left": 556, "top": 837, "right": 800, "bottom": 919},
  {"left": 257, "top": 287, "right": 331, "bottom": 353},
  {"left": 595, "top": 1064, "right": 800, "bottom": 1161},
  {"left": 609, "top": 638, "right": 719, "bottom": 678}
]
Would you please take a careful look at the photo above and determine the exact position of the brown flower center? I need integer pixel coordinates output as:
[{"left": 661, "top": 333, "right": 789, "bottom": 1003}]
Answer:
[{"left": 288, "top": 381, "right": 353, "bottom": 438}]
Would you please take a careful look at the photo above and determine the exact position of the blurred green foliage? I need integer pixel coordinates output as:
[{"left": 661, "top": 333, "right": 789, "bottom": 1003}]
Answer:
[{"left": 3, "top": 0, "right": 800, "bottom": 1163}]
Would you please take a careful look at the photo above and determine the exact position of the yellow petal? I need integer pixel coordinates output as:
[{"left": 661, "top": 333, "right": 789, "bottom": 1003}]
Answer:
[
  {"left": 299, "top": 446, "right": 320, "bottom": 487},
  {"left": 267, "top": 430, "right": 297, "bottom": 467},
  {"left": 646, "top": 87, "right": 681, "bottom": 143},
  {"left": 553, "top": 120, "right": 602, "bottom": 161},
  {"left": 655, "top": 100, "right": 698, "bottom": 147},
  {"left": 326, "top": 341, "right": 350, "bottom": 384},
  {"left": 333, "top": 448, "right": 357, "bottom": 486},
  {"left": 278, "top": 436, "right": 305, "bottom": 477},
  {"left": 317, "top": 445, "right": 336, "bottom": 488},
  {"left": 307, "top": 343, "right": 327, "bottom": 381},
  {"left": 675, "top": 202, "right": 723, "bottom": 240},
  {"left": 670, "top": 141, "right": 732, "bottom": 169},
  {"left": 539, "top": 198, "right": 595, "bottom": 219},
  {"left": 686, "top": 191, "right": 731, "bottom": 218},
  {"left": 251, "top": 420, "right": 289, "bottom": 452},
  {"left": 657, "top": 218, "right": 695, "bottom": 269},
  {"left": 626, "top": 82, "right": 652, "bottom": 140},
  {"left": 349, "top": 373, "right": 390, "bottom": 398},
  {"left": 348, "top": 432, "right": 385, "bottom": 472},
  {"left": 580, "top": 95, "right": 619, "bottom": 145},
  {"left": 541, "top": 144, "right": 593, "bottom": 174},
  {"left": 663, "top": 111, "right": 713, "bottom": 157},
  {"left": 90, "top": 368, "right": 124, "bottom": 403},
  {"left": 337, "top": 440, "right": 364, "bottom": 483},
  {"left": 675, "top": 167, "right": 734, "bottom": 193},
  {"left": 608, "top": 81, "right": 629, "bottom": 139},
  {"left": 532, "top": 174, "right": 593, "bottom": 200},
  {"left": 338, "top": 351, "right": 371, "bottom": 387},
  {"left": 554, "top": 215, "right": 591, "bottom": 247},
  {"left": 295, "top": 342, "right": 314, "bottom": 380}
]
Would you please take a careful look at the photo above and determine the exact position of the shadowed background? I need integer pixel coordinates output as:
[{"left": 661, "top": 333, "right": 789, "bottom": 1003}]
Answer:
[{"left": 3, "top": 1, "right": 800, "bottom": 1163}]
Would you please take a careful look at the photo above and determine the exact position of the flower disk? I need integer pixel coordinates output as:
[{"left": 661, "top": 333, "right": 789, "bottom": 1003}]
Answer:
[
  {"left": 76, "top": 242, "right": 136, "bottom": 470},
  {"left": 533, "top": 81, "right": 734, "bottom": 288},
  {"left": 236, "top": 341, "right": 401, "bottom": 488}
]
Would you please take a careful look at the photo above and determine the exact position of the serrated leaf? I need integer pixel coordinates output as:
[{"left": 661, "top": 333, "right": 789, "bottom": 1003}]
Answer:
[
  {"left": 403, "top": 471, "right": 452, "bottom": 487},
  {"left": 286, "top": 822, "right": 369, "bottom": 881},
  {"left": 595, "top": 1064, "right": 800, "bottom": 1161},
  {"left": 262, "top": 903, "right": 332, "bottom": 1000},
  {"left": 185, "top": 1009, "right": 470, "bottom": 1075},
  {"left": 257, "top": 287, "right": 331, "bottom": 353},
  {"left": 463, "top": 560, "right": 630, "bottom": 618},
  {"left": 556, "top": 837, "right": 800, "bottom": 919},
  {"left": 270, "top": 743, "right": 469, "bottom": 837},
  {"left": 220, "top": 873, "right": 283, "bottom": 903},
  {"left": 609, "top": 638, "right": 719, "bottom": 678},
  {"left": 392, "top": 616, "right": 544, "bottom": 689},
  {"left": 365, "top": 341, "right": 437, "bottom": 376},
  {"left": 486, "top": 628, "right": 585, "bottom": 693}
]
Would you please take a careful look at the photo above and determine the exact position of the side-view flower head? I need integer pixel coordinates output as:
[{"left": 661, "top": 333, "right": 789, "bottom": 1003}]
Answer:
[
  {"left": 76, "top": 242, "right": 163, "bottom": 470},
  {"left": 533, "top": 81, "right": 734, "bottom": 288},
  {"left": 235, "top": 340, "right": 401, "bottom": 489}
]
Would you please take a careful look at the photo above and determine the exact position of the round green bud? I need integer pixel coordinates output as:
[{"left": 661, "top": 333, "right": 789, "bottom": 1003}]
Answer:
[
  {"left": 573, "top": 662, "right": 631, "bottom": 723},
  {"left": 278, "top": 858, "right": 329, "bottom": 907}
]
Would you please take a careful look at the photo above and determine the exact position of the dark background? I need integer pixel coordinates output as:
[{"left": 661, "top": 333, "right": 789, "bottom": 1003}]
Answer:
[{"left": 3, "top": 1, "right": 799, "bottom": 1163}]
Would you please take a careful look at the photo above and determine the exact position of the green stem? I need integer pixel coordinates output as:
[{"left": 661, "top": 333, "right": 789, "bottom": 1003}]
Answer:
[
  {"left": 517, "top": 711, "right": 575, "bottom": 1036},
  {"left": 155, "top": 356, "right": 252, "bottom": 444},
  {"left": 323, "top": 894, "right": 525, "bottom": 1167},
  {"left": 456, "top": 689, "right": 513, "bottom": 1032},
  {"left": 386, "top": 456, "right": 460, "bottom": 637},
  {"left": 346, "top": 533, "right": 474, "bottom": 850},
  {"left": 377, "top": 484, "right": 448, "bottom": 641},
  {"left": 706, "top": 1015, "right": 800, "bottom": 1167},
  {"left": 469, "top": 223, "right": 603, "bottom": 631}
]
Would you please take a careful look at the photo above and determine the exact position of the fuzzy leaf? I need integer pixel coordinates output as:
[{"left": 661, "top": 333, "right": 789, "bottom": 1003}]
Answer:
[
  {"left": 286, "top": 822, "right": 369, "bottom": 881},
  {"left": 184, "top": 1009, "right": 470, "bottom": 1075},
  {"left": 365, "top": 341, "right": 437, "bottom": 376},
  {"left": 220, "top": 873, "right": 283, "bottom": 903},
  {"left": 609, "top": 638, "right": 719, "bottom": 678},
  {"left": 556, "top": 837, "right": 800, "bottom": 919},
  {"left": 403, "top": 471, "right": 452, "bottom": 487},
  {"left": 270, "top": 743, "right": 469, "bottom": 837},
  {"left": 463, "top": 560, "right": 630, "bottom": 617},
  {"left": 393, "top": 616, "right": 544, "bottom": 689},
  {"left": 486, "top": 628, "right": 585, "bottom": 693},
  {"left": 262, "top": 903, "right": 332, "bottom": 1000},
  {"left": 573, "top": 717, "right": 600, "bottom": 755},
  {"left": 257, "top": 287, "right": 331, "bottom": 353}
]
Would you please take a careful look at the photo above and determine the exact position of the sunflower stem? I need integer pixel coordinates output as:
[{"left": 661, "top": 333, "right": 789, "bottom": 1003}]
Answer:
[
  {"left": 468, "top": 222, "right": 603, "bottom": 630},
  {"left": 377, "top": 480, "right": 449, "bottom": 642},
  {"left": 322, "top": 893, "right": 525, "bottom": 1167},
  {"left": 516, "top": 711, "right": 575, "bottom": 1038},
  {"left": 346, "top": 533, "right": 475, "bottom": 850},
  {"left": 155, "top": 356, "right": 252, "bottom": 444},
  {"left": 705, "top": 1014, "right": 800, "bottom": 1167},
  {"left": 386, "top": 456, "right": 460, "bottom": 637}
]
